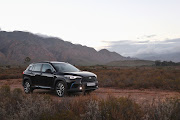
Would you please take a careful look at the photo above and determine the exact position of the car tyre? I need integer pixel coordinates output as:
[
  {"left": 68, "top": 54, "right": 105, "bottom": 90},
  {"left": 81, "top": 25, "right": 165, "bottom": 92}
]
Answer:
[
  {"left": 56, "top": 81, "right": 67, "bottom": 97},
  {"left": 24, "top": 80, "right": 33, "bottom": 94}
]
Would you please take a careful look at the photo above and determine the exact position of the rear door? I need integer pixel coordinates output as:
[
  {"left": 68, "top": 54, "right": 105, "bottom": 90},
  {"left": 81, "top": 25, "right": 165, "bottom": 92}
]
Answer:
[
  {"left": 40, "top": 63, "right": 55, "bottom": 87},
  {"left": 31, "top": 63, "right": 42, "bottom": 86}
]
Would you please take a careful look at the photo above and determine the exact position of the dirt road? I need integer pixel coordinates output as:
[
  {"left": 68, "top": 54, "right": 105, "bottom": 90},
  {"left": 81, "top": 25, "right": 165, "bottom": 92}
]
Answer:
[{"left": 0, "top": 79, "right": 180, "bottom": 104}]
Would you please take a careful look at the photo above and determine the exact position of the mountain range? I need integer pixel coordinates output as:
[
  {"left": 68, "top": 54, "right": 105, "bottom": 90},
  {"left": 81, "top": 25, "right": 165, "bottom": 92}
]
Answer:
[
  {"left": 0, "top": 31, "right": 133, "bottom": 65},
  {"left": 136, "top": 52, "right": 180, "bottom": 63}
]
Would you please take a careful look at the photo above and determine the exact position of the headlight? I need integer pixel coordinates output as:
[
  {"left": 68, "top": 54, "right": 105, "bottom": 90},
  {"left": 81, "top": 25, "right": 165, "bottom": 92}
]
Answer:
[{"left": 64, "top": 75, "right": 82, "bottom": 80}]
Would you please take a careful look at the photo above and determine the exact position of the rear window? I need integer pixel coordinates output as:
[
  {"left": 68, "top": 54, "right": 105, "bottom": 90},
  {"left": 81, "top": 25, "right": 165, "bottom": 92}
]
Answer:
[
  {"left": 28, "top": 66, "right": 32, "bottom": 71},
  {"left": 32, "top": 64, "right": 42, "bottom": 72}
]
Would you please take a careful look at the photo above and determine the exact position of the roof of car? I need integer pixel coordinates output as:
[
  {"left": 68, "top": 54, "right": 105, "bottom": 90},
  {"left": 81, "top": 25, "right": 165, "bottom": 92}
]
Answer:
[
  {"left": 48, "top": 61, "right": 67, "bottom": 64},
  {"left": 31, "top": 61, "right": 67, "bottom": 64}
]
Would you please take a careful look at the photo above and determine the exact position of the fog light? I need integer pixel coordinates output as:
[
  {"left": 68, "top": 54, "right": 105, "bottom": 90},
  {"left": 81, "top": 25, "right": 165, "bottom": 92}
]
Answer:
[{"left": 79, "top": 86, "right": 82, "bottom": 90}]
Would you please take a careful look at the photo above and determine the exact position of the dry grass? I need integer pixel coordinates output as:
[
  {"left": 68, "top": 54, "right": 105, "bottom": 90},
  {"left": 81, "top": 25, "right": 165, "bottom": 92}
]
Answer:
[
  {"left": 1, "top": 66, "right": 180, "bottom": 91},
  {"left": 0, "top": 85, "right": 179, "bottom": 120},
  {"left": 0, "top": 66, "right": 24, "bottom": 80},
  {"left": 79, "top": 66, "right": 180, "bottom": 90}
]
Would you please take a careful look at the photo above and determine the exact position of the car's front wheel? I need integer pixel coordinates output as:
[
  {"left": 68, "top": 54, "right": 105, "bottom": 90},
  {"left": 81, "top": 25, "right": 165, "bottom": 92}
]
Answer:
[
  {"left": 56, "top": 81, "right": 67, "bottom": 97},
  {"left": 24, "top": 80, "right": 33, "bottom": 94}
]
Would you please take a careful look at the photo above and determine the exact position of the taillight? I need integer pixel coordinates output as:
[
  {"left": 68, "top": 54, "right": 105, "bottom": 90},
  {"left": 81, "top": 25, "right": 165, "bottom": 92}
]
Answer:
[{"left": 23, "top": 71, "right": 24, "bottom": 74}]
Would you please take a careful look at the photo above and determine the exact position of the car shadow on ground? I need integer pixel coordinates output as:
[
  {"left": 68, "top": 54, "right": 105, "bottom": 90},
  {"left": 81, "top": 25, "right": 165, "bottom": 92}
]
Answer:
[{"left": 33, "top": 89, "right": 84, "bottom": 97}]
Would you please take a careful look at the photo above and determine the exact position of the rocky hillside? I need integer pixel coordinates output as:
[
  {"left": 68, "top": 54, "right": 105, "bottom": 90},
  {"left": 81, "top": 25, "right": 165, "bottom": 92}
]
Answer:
[
  {"left": 106, "top": 60, "right": 155, "bottom": 67},
  {"left": 0, "top": 31, "right": 133, "bottom": 65}
]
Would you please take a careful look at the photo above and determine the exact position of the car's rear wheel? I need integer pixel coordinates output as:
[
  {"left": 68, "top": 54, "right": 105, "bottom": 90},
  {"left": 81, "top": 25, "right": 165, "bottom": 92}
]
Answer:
[
  {"left": 24, "top": 80, "right": 33, "bottom": 94},
  {"left": 56, "top": 81, "right": 67, "bottom": 97}
]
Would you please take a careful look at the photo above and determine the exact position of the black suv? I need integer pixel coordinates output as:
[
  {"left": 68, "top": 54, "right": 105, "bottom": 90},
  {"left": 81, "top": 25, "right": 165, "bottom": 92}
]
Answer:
[{"left": 22, "top": 61, "right": 98, "bottom": 97}]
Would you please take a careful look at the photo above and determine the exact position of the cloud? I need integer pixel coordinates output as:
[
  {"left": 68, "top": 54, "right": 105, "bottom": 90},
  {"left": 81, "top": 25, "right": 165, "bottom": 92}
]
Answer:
[
  {"left": 104, "top": 38, "right": 180, "bottom": 57},
  {"left": 145, "top": 34, "right": 156, "bottom": 38},
  {"left": 137, "top": 34, "right": 157, "bottom": 40},
  {"left": 135, "top": 40, "right": 150, "bottom": 44},
  {"left": 163, "top": 38, "right": 180, "bottom": 43}
]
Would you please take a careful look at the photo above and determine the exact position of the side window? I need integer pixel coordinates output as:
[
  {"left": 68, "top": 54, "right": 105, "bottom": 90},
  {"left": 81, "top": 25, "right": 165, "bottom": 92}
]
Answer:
[
  {"left": 42, "top": 64, "right": 53, "bottom": 73},
  {"left": 32, "top": 64, "right": 42, "bottom": 72}
]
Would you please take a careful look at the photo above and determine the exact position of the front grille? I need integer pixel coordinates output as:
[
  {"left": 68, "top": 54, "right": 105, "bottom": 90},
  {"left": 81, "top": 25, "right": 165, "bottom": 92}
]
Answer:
[{"left": 82, "top": 76, "right": 96, "bottom": 82}]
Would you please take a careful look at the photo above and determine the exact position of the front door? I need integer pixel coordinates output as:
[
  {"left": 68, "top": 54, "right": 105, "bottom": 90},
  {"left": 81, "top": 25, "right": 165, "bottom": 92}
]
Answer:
[{"left": 40, "top": 63, "right": 54, "bottom": 87}]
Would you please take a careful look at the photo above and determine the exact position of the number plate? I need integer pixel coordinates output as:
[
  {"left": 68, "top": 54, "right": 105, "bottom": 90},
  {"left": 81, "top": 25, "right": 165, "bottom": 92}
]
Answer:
[{"left": 87, "top": 82, "right": 96, "bottom": 86}]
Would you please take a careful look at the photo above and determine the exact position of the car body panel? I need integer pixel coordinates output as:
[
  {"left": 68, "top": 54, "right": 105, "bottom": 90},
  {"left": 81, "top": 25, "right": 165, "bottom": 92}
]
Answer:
[{"left": 22, "top": 61, "right": 98, "bottom": 94}]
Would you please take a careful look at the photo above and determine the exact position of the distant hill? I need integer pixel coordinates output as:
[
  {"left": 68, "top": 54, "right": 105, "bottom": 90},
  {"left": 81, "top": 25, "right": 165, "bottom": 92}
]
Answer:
[
  {"left": 106, "top": 60, "right": 155, "bottom": 67},
  {"left": 0, "top": 31, "right": 133, "bottom": 65},
  {"left": 136, "top": 52, "right": 180, "bottom": 63}
]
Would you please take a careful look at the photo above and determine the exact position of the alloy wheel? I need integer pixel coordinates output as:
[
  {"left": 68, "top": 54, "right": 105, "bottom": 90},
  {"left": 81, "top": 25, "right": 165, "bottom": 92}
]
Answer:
[
  {"left": 24, "top": 81, "right": 31, "bottom": 93},
  {"left": 56, "top": 82, "right": 65, "bottom": 97}
]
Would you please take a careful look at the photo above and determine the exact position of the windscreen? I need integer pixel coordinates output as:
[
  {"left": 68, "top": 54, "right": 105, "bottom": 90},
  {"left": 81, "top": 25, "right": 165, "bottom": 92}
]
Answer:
[{"left": 52, "top": 63, "right": 80, "bottom": 72}]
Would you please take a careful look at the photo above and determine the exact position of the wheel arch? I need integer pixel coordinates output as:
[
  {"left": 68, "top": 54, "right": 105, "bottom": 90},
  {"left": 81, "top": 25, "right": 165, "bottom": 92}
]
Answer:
[
  {"left": 53, "top": 78, "right": 67, "bottom": 88},
  {"left": 23, "top": 77, "right": 32, "bottom": 86}
]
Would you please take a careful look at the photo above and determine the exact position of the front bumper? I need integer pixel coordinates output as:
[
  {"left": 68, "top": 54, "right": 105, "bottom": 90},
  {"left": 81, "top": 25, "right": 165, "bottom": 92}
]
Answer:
[{"left": 67, "top": 81, "right": 98, "bottom": 92}]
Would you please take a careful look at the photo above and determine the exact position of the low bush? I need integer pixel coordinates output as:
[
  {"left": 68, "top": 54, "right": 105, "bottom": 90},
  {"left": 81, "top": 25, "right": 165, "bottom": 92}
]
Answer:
[
  {"left": 0, "top": 86, "right": 55, "bottom": 120},
  {"left": 144, "top": 98, "right": 180, "bottom": 120},
  {"left": 100, "top": 96, "right": 143, "bottom": 120},
  {"left": 1, "top": 66, "right": 180, "bottom": 90},
  {"left": 0, "top": 86, "right": 179, "bottom": 120},
  {"left": 0, "top": 67, "right": 24, "bottom": 80},
  {"left": 92, "top": 66, "right": 180, "bottom": 90}
]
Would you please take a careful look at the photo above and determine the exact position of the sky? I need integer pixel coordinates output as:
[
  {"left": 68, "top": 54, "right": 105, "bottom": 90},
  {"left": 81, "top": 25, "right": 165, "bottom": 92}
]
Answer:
[{"left": 0, "top": 0, "right": 180, "bottom": 57}]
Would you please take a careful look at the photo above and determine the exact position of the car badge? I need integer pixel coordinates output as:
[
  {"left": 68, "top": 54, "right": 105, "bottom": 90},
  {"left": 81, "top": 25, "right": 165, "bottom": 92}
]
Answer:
[{"left": 89, "top": 77, "right": 92, "bottom": 79}]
